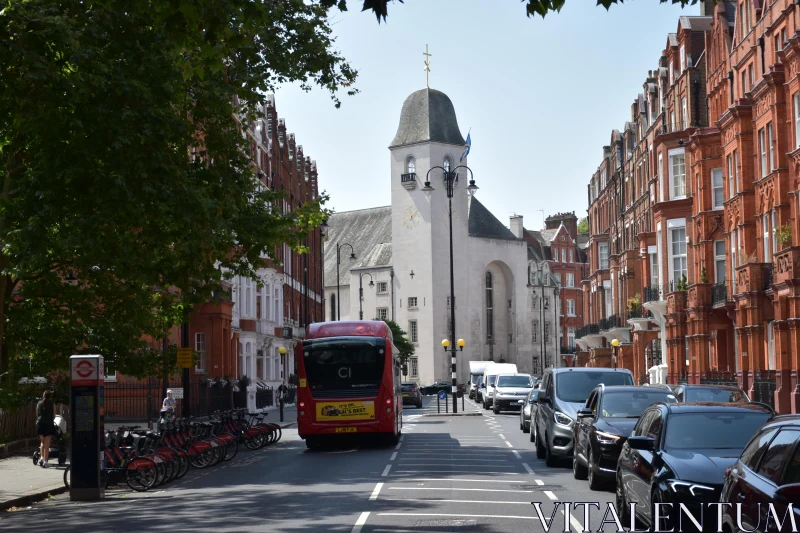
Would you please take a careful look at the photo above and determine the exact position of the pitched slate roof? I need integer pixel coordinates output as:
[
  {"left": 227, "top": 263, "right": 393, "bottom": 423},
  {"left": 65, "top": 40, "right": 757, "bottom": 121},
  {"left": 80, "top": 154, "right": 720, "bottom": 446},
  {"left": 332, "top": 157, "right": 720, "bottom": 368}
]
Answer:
[
  {"left": 679, "top": 16, "right": 714, "bottom": 32},
  {"left": 390, "top": 89, "right": 466, "bottom": 148},
  {"left": 467, "top": 196, "right": 519, "bottom": 241},
  {"left": 323, "top": 206, "right": 392, "bottom": 286}
]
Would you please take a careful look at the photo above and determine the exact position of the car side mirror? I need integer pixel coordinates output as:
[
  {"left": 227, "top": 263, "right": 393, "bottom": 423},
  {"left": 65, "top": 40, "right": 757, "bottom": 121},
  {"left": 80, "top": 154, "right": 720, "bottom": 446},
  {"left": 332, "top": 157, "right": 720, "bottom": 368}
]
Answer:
[
  {"left": 627, "top": 436, "right": 655, "bottom": 451},
  {"left": 773, "top": 483, "right": 800, "bottom": 505},
  {"left": 481, "top": 383, "right": 486, "bottom": 389},
  {"left": 576, "top": 408, "right": 593, "bottom": 419},
  {"left": 491, "top": 384, "right": 496, "bottom": 388},
  {"left": 538, "top": 395, "right": 551, "bottom": 405}
]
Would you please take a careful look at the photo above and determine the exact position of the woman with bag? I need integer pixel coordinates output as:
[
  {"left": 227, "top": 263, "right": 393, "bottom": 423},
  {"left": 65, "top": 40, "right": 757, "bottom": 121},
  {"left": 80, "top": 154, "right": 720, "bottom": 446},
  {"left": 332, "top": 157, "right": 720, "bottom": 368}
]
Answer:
[{"left": 36, "top": 390, "right": 55, "bottom": 468}]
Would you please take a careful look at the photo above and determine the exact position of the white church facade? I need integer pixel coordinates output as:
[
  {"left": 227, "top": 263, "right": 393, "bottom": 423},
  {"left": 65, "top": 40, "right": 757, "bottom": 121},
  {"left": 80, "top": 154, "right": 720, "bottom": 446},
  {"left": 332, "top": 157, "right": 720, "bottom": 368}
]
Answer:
[{"left": 323, "top": 87, "right": 565, "bottom": 386}]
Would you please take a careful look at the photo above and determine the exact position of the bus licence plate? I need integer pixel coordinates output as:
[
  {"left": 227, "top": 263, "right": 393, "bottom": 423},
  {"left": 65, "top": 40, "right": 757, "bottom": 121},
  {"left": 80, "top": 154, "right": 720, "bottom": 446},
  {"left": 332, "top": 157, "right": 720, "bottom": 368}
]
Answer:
[{"left": 335, "top": 427, "right": 357, "bottom": 433}]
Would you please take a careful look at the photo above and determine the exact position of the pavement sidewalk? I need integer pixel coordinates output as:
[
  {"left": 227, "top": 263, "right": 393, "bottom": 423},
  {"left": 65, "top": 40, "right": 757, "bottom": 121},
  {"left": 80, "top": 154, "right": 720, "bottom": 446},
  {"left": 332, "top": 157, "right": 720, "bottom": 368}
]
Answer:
[{"left": 0, "top": 405, "right": 297, "bottom": 511}]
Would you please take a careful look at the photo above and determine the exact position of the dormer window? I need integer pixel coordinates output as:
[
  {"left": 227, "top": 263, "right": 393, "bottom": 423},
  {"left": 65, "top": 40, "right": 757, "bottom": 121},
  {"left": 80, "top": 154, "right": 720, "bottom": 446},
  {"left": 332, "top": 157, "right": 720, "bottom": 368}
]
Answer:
[{"left": 406, "top": 156, "right": 416, "bottom": 175}]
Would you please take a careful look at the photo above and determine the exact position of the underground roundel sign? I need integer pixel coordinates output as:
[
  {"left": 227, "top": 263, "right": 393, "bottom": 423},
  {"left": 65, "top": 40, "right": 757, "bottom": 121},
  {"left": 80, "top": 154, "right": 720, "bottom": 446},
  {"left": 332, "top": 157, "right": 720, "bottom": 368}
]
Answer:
[{"left": 70, "top": 355, "right": 102, "bottom": 386}]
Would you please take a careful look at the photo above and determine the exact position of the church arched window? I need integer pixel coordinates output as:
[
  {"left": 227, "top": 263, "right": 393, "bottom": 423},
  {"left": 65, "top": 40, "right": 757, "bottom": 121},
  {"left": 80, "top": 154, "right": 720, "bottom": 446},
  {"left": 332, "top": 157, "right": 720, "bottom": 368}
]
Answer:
[
  {"left": 443, "top": 156, "right": 452, "bottom": 172},
  {"left": 330, "top": 293, "right": 336, "bottom": 321},
  {"left": 406, "top": 156, "right": 416, "bottom": 175},
  {"left": 485, "top": 271, "right": 494, "bottom": 343}
]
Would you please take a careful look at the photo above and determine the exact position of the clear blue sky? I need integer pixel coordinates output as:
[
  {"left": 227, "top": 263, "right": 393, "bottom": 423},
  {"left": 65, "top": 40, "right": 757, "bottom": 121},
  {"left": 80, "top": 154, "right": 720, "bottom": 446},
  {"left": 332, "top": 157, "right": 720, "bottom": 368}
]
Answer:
[{"left": 275, "top": 0, "right": 699, "bottom": 229}]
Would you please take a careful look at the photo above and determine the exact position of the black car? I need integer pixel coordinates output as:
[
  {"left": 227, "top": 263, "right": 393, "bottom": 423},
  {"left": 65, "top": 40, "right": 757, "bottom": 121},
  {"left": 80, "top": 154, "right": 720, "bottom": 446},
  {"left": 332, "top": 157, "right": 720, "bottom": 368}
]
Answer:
[
  {"left": 519, "top": 389, "right": 540, "bottom": 434},
  {"left": 672, "top": 383, "right": 750, "bottom": 403},
  {"left": 616, "top": 402, "right": 774, "bottom": 532},
  {"left": 720, "top": 414, "right": 800, "bottom": 533},
  {"left": 401, "top": 382, "right": 423, "bottom": 408},
  {"left": 644, "top": 383, "right": 675, "bottom": 392},
  {"left": 572, "top": 385, "right": 677, "bottom": 490}
]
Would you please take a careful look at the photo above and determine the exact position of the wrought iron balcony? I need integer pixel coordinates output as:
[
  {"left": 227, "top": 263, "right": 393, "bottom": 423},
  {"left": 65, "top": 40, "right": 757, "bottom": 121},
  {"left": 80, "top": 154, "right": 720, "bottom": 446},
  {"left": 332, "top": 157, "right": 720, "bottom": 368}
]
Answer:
[
  {"left": 642, "top": 284, "right": 662, "bottom": 303},
  {"left": 400, "top": 173, "right": 417, "bottom": 183},
  {"left": 711, "top": 282, "right": 732, "bottom": 307},
  {"left": 599, "top": 318, "right": 608, "bottom": 331},
  {"left": 626, "top": 307, "right": 650, "bottom": 319},
  {"left": 699, "top": 370, "right": 738, "bottom": 386},
  {"left": 560, "top": 346, "right": 577, "bottom": 354}
]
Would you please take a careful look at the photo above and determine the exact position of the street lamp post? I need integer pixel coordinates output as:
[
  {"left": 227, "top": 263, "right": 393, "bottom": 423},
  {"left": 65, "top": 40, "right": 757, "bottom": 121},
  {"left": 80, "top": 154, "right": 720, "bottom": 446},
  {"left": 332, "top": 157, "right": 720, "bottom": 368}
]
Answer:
[
  {"left": 423, "top": 165, "right": 478, "bottom": 415},
  {"left": 336, "top": 243, "right": 356, "bottom": 321},
  {"left": 611, "top": 338, "right": 619, "bottom": 369},
  {"left": 278, "top": 346, "right": 287, "bottom": 422},
  {"left": 358, "top": 272, "right": 375, "bottom": 320},
  {"left": 442, "top": 338, "right": 466, "bottom": 413}
]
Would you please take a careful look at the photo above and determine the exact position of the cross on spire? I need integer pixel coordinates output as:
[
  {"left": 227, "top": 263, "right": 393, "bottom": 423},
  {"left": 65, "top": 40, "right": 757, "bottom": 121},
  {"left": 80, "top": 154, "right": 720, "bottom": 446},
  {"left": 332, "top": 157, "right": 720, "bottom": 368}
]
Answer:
[{"left": 423, "top": 44, "right": 432, "bottom": 88}]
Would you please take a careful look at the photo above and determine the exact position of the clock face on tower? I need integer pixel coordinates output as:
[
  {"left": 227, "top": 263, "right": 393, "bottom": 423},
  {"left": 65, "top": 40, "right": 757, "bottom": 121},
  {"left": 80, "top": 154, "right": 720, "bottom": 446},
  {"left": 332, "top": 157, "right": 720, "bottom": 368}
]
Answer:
[{"left": 403, "top": 206, "right": 421, "bottom": 228}]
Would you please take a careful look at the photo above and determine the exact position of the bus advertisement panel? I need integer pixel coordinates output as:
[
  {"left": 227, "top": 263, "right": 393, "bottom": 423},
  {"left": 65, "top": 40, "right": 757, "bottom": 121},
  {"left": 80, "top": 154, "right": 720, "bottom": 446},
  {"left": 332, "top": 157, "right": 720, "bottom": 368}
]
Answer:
[{"left": 295, "top": 321, "right": 402, "bottom": 449}]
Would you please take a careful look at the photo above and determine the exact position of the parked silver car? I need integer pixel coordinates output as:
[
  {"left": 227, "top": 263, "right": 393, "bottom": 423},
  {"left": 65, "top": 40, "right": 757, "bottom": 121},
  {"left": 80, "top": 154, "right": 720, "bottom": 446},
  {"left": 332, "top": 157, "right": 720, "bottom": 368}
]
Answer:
[{"left": 492, "top": 373, "right": 534, "bottom": 414}]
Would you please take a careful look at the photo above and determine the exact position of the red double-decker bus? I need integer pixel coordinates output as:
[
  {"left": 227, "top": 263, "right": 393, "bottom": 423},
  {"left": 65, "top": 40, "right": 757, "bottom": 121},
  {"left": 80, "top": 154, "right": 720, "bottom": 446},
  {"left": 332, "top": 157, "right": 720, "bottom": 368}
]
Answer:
[{"left": 295, "top": 321, "right": 403, "bottom": 449}]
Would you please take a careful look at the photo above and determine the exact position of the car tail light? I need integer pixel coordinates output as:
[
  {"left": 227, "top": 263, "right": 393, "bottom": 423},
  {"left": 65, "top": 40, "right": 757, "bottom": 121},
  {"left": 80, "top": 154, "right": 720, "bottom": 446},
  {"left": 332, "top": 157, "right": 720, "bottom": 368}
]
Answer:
[{"left": 411, "top": 388, "right": 416, "bottom": 392}]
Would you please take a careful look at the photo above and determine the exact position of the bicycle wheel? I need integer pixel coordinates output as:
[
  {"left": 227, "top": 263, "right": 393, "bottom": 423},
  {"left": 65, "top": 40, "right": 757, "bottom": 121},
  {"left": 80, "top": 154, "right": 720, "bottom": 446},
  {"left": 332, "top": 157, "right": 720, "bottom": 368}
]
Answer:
[
  {"left": 64, "top": 465, "right": 71, "bottom": 490},
  {"left": 126, "top": 458, "right": 158, "bottom": 492},
  {"left": 222, "top": 435, "right": 238, "bottom": 462}
]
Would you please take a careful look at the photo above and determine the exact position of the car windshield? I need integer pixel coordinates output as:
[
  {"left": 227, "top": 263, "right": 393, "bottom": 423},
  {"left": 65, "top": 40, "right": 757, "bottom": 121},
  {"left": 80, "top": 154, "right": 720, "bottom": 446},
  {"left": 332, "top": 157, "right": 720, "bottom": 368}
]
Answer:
[
  {"left": 684, "top": 387, "right": 749, "bottom": 403},
  {"left": 401, "top": 383, "right": 415, "bottom": 392},
  {"left": 600, "top": 390, "right": 676, "bottom": 418},
  {"left": 488, "top": 375, "right": 497, "bottom": 386},
  {"left": 664, "top": 412, "right": 773, "bottom": 450},
  {"left": 555, "top": 372, "right": 634, "bottom": 403},
  {"left": 496, "top": 375, "right": 532, "bottom": 387},
  {"left": 471, "top": 375, "right": 481, "bottom": 384}
]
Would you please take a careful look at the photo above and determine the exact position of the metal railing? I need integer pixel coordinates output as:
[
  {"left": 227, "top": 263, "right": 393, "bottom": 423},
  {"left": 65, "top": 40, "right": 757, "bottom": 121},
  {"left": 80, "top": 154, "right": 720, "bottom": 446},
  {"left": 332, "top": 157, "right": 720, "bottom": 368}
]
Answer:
[
  {"left": 712, "top": 282, "right": 732, "bottom": 306},
  {"left": 752, "top": 370, "right": 776, "bottom": 409},
  {"left": 626, "top": 307, "right": 650, "bottom": 319},
  {"left": 575, "top": 323, "right": 600, "bottom": 339},
  {"left": 560, "top": 346, "right": 577, "bottom": 354},
  {"left": 699, "top": 370, "right": 738, "bottom": 386},
  {"left": 400, "top": 173, "right": 417, "bottom": 183}
]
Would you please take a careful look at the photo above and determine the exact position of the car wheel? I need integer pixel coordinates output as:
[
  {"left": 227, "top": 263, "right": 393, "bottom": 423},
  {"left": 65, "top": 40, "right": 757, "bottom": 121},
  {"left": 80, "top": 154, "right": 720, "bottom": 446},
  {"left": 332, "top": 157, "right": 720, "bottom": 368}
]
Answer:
[
  {"left": 416, "top": 401, "right": 422, "bottom": 408},
  {"left": 523, "top": 421, "right": 530, "bottom": 434},
  {"left": 616, "top": 469, "right": 630, "bottom": 525},
  {"left": 535, "top": 426, "right": 545, "bottom": 457},
  {"left": 652, "top": 488, "right": 673, "bottom": 532},
  {"left": 587, "top": 448, "right": 603, "bottom": 490},
  {"left": 572, "top": 453, "right": 588, "bottom": 480},
  {"left": 493, "top": 403, "right": 500, "bottom": 415},
  {"left": 544, "top": 434, "right": 557, "bottom": 467}
]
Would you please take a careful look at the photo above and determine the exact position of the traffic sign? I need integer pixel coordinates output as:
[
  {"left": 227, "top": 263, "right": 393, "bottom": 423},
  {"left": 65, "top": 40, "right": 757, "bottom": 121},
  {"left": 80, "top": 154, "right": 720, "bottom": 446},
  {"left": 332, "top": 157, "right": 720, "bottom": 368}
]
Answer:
[
  {"left": 438, "top": 390, "right": 447, "bottom": 400},
  {"left": 176, "top": 347, "right": 194, "bottom": 369},
  {"left": 170, "top": 388, "right": 184, "bottom": 399}
]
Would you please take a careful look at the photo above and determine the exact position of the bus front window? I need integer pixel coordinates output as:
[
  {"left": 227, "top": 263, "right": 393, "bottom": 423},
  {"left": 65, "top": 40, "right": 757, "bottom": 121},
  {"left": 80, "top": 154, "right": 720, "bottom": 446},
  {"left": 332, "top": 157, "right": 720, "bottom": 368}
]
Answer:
[{"left": 303, "top": 336, "right": 386, "bottom": 395}]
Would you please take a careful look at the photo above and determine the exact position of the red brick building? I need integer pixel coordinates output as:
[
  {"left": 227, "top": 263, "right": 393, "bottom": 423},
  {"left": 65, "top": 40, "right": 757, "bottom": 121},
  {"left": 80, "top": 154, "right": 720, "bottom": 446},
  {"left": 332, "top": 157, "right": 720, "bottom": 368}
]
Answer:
[{"left": 578, "top": 0, "right": 800, "bottom": 414}]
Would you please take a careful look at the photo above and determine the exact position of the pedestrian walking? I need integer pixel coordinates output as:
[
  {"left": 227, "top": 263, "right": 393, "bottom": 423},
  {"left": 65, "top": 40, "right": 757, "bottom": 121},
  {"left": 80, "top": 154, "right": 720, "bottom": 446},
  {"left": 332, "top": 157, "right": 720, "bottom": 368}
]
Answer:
[
  {"left": 36, "top": 390, "right": 55, "bottom": 468},
  {"left": 278, "top": 379, "right": 288, "bottom": 422}
]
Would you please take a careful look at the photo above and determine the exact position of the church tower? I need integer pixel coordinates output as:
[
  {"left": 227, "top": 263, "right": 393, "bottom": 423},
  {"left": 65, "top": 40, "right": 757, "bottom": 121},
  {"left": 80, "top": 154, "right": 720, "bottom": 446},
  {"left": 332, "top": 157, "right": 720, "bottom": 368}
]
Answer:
[{"left": 389, "top": 88, "right": 470, "bottom": 387}]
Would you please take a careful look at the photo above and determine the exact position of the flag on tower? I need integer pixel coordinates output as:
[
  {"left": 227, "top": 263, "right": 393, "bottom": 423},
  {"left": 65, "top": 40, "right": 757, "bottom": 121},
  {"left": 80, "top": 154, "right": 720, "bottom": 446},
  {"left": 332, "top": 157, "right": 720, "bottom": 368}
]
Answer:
[{"left": 460, "top": 131, "right": 471, "bottom": 162}]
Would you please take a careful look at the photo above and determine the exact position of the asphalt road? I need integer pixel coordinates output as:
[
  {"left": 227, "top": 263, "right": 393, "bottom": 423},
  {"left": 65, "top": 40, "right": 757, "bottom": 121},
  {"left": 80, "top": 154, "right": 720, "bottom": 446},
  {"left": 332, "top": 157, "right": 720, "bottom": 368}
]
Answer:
[{"left": 0, "top": 397, "right": 618, "bottom": 532}]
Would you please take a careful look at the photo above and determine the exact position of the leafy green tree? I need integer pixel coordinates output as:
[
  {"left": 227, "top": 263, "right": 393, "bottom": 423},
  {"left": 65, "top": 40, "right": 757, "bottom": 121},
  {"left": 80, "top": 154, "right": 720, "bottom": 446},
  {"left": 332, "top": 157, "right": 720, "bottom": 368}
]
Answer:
[
  {"left": 0, "top": 1, "right": 352, "bottom": 387},
  {"left": 577, "top": 217, "right": 589, "bottom": 235},
  {"left": 382, "top": 319, "right": 415, "bottom": 364}
]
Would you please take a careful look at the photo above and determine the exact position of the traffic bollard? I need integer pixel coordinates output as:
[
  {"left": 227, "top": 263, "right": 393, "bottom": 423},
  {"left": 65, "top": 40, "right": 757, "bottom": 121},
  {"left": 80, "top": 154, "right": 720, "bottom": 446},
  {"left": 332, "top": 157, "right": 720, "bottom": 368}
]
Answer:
[
  {"left": 279, "top": 400, "right": 284, "bottom": 422},
  {"left": 437, "top": 394, "right": 440, "bottom": 414}
]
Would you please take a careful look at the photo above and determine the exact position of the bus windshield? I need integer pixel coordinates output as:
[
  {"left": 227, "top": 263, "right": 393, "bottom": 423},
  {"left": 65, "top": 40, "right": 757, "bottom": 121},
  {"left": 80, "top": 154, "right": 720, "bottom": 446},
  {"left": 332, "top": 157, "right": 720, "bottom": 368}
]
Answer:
[{"left": 302, "top": 336, "right": 386, "bottom": 393}]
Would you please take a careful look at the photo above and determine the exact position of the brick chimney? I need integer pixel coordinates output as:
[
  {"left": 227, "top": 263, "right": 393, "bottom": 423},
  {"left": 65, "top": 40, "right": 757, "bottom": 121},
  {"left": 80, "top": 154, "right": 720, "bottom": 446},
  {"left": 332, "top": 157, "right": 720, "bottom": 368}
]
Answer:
[
  {"left": 699, "top": 0, "right": 715, "bottom": 16},
  {"left": 509, "top": 215, "right": 524, "bottom": 238},
  {"left": 545, "top": 211, "right": 578, "bottom": 240}
]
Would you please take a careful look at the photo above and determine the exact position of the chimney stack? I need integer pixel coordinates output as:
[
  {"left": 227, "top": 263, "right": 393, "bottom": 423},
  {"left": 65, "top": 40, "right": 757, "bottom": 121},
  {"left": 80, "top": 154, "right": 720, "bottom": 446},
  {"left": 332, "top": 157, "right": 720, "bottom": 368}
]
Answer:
[{"left": 510, "top": 215, "right": 524, "bottom": 239}]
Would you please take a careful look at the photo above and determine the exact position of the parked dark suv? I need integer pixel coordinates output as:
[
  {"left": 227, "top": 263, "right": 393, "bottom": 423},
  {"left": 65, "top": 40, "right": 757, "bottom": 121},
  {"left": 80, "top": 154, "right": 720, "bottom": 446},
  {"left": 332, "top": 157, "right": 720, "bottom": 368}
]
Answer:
[
  {"left": 672, "top": 383, "right": 750, "bottom": 403},
  {"left": 533, "top": 367, "right": 635, "bottom": 467},
  {"left": 720, "top": 414, "right": 800, "bottom": 533}
]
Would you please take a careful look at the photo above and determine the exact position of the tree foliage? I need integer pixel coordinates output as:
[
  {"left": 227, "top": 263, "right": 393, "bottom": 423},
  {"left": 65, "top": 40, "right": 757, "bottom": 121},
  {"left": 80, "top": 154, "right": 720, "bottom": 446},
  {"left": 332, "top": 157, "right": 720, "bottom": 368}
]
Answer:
[
  {"left": 0, "top": 0, "right": 356, "bottom": 390},
  {"left": 577, "top": 217, "right": 589, "bottom": 235},
  {"left": 382, "top": 319, "right": 414, "bottom": 363}
]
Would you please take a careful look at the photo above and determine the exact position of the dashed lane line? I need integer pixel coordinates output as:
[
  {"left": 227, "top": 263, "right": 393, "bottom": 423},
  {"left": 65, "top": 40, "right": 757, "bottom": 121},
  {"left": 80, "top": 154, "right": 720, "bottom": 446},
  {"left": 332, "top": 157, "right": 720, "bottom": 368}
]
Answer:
[
  {"left": 544, "top": 491, "right": 558, "bottom": 501},
  {"left": 381, "top": 465, "right": 392, "bottom": 477},
  {"left": 394, "top": 442, "right": 402, "bottom": 450},
  {"left": 522, "top": 463, "right": 534, "bottom": 474},
  {"left": 535, "top": 479, "right": 544, "bottom": 485},
  {"left": 369, "top": 483, "right": 383, "bottom": 501},
  {"left": 512, "top": 450, "right": 521, "bottom": 459},
  {"left": 351, "top": 512, "right": 370, "bottom": 533},
  {"left": 390, "top": 452, "right": 397, "bottom": 461},
  {"left": 505, "top": 441, "right": 513, "bottom": 448},
  {"left": 499, "top": 434, "right": 506, "bottom": 439}
]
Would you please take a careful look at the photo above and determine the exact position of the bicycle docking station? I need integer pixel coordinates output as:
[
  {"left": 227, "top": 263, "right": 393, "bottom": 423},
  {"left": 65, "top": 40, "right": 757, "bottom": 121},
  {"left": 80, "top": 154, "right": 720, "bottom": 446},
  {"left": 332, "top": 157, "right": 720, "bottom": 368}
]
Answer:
[{"left": 70, "top": 354, "right": 105, "bottom": 501}]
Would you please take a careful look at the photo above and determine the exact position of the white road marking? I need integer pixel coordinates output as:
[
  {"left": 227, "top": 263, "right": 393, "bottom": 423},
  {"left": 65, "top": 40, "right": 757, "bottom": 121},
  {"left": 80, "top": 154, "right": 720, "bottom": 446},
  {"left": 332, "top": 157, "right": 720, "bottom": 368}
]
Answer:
[
  {"left": 394, "top": 442, "right": 401, "bottom": 450},
  {"left": 369, "top": 483, "right": 384, "bottom": 500},
  {"left": 390, "top": 452, "right": 398, "bottom": 461},
  {"left": 351, "top": 512, "right": 370, "bottom": 533},
  {"left": 381, "top": 465, "right": 392, "bottom": 477},
  {"left": 535, "top": 479, "right": 544, "bottom": 485},
  {"left": 505, "top": 441, "right": 513, "bottom": 448},
  {"left": 522, "top": 463, "right": 534, "bottom": 474},
  {"left": 377, "top": 513, "right": 541, "bottom": 520},
  {"left": 399, "top": 435, "right": 404, "bottom": 442},
  {"left": 388, "top": 487, "right": 532, "bottom": 494},
  {"left": 394, "top": 463, "right": 518, "bottom": 467},
  {"left": 499, "top": 434, "right": 506, "bottom": 439},
  {"left": 511, "top": 450, "right": 521, "bottom": 459},
  {"left": 381, "top": 498, "right": 535, "bottom": 505},
  {"left": 394, "top": 469, "right": 522, "bottom": 474},
  {"left": 544, "top": 491, "right": 558, "bottom": 500},
  {"left": 404, "top": 478, "right": 529, "bottom": 483}
]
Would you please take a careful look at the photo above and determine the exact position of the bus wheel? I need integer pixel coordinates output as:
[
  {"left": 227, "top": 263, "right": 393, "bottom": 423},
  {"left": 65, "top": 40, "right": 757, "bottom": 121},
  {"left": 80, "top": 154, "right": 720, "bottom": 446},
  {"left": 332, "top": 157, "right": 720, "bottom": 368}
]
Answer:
[
  {"left": 305, "top": 437, "right": 320, "bottom": 451},
  {"left": 385, "top": 433, "right": 399, "bottom": 446}
]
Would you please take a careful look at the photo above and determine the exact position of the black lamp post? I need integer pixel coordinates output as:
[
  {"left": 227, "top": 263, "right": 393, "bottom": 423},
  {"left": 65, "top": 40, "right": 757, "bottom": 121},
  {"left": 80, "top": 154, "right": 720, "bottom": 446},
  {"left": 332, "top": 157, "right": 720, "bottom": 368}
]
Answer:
[
  {"left": 336, "top": 243, "right": 356, "bottom": 321},
  {"left": 358, "top": 272, "right": 374, "bottom": 320},
  {"left": 422, "top": 165, "right": 478, "bottom": 414}
]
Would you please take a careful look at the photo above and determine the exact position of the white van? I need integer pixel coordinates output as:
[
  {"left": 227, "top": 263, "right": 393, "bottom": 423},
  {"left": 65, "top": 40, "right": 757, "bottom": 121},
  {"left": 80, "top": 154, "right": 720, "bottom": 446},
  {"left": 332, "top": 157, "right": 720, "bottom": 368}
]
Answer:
[{"left": 480, "top": 362, "right": 517, "bottom": 409}]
